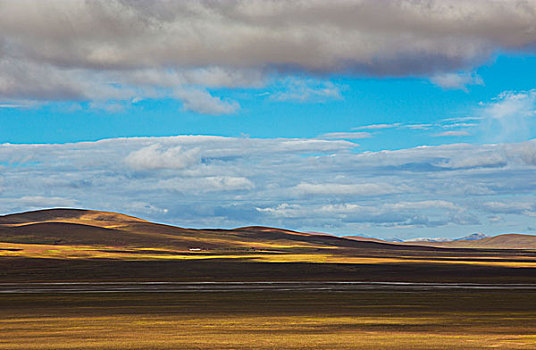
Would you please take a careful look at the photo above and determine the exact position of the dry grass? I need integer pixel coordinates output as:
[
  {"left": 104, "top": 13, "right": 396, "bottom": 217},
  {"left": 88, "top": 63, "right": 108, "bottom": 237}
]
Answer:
[
  {"left": 0, "top": 291, "right": 534, "bottom": 350},
  {"left": 2, "top": 242, "right": 536, "bottom": 269}
]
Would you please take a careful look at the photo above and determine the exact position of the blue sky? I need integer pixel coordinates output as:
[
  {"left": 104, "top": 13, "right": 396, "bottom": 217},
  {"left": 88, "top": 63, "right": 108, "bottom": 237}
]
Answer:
[
  {"left": 1, "top": 1, "right": 536, "bottom": 239},
  {"left": 2, "top": 54, "right": 535, "bottom": 148}
]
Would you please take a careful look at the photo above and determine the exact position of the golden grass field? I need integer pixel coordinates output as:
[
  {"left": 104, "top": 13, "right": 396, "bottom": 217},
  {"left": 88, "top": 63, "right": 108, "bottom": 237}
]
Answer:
[
  {"left": 1, "top": 291, "right": 535, "bottom": 350},
  {"left": 2, "top": 241, "right": 536, "bottom": 269}
]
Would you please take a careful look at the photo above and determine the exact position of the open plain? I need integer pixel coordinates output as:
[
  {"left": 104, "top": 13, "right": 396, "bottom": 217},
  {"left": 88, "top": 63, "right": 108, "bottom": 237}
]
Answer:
[
  {"left": 1, "top": 290, "right": 535, "bottom": 350},
  {"left": 0, "top": 209, "right": 535, "bottom": 349}
]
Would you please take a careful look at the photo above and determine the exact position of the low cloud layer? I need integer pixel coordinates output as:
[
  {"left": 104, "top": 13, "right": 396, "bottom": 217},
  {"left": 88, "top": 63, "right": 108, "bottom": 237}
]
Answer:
[
  {"left": 1, "top": 136, "right": 535, "bottom": 238},
  {"left": 2, "top": 0, "right": 536, "bottom": 110}
]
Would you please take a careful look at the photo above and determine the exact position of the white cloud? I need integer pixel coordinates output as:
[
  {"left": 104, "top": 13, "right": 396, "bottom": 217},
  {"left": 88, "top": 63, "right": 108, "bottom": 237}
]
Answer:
[
  {"left": 174, "top": 88, "right": 240, "bottom": 115},
  {"left": 488, "top": 215, "right": 503, "bottom": 223},
  {"left": 126, "top": 202, "right": 169, "bottom": 216},
  {"left": 434, "top": 149, "right": 507, "bottom": 169},
  {"left": 480, "top": 201, "right": 535, "bottom": 215},
  {"left": 434, "top": 131, "right": 471, "bottom": 137},
  {"left": 158, "top": 176, "right": 255, "bottom": 193},
  {"left": 125, "top": 144, "right": 200, "bottom": 170},
  {"left": 430, "top": 72, "right": 483, "bottom": 91},
  {"left": 257, "top": 203, "right": 372, "bottom": 220},
  {"left": 256, "top": 203, "right": 309, "bottom": 218},
  {"left": 485, "top": 90, "right": 536, "bottom": 120},
  {"left": 441, "top": 123, "right": 478, "bottom": 129},
  {"left": 180, "top": 67, "right": 266, "bottom": 89},
  {"left": 270, "top": 78, "right": 343, "bottom": 103},
  {"left": 481, "top": 90, "right": 536, "bottom": 142},
  {"left": 257, "top": 200, "right": 475, "bottom": 228},
  {"left": 404, "top": 124, "right": 434, "bottom": 130},
  {"left": 353, "top": 123, "right": 402, "bottom": 130},
  {"left": 0, "top": 196, "right": 78, "bottom": 210},
  {"left": 293, "top": 183, "right": 404, "bottom": 196},
  {"left": 384, "top": 200, "right": 462, "bottom": 212},
  {"left": 319, "top": 132, "right": 371, "bottom": 140},
  {"left": 0, "top": 103, "right": 29, "bottom": 108},
  {"left": 505, "top": 141, "right": 536, "bottom": 166}
]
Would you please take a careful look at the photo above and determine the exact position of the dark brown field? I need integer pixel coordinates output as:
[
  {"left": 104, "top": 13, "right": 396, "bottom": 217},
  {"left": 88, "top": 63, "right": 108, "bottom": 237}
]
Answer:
[{"left": 1, "top": 290, "right": 535, "bottom": 349}]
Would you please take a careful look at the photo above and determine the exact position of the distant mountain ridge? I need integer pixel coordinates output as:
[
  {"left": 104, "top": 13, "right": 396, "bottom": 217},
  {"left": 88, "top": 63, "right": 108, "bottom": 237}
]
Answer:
[
  {"left": 453, "top": 233, "right": 489, "bottom": 241},
  {"left": 340, "top": 231, "right": 536, "bottom": 249},
  {"left": 408, "top": 233, "right": 489, "bottom": 243},
  {"left": 403, "top": 233, "right": 536, "bottom": 249}
]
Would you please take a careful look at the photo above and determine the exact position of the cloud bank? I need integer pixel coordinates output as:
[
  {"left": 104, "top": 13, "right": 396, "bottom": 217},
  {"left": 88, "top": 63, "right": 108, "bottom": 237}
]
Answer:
[
  {"left": 2, "top": 0, "right": 536, "bottom": 110},
  {"left": 1, "top": 136, "right": 535, "bottom": 238}
]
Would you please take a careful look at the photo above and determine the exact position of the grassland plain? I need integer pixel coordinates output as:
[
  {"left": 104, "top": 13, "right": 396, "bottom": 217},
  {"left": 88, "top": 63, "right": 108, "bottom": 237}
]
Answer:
[
  {"left": 0, "top": 291, "right": 535, "bottom": 350},
  {"left": 1, "top": 209, "right": 536, "bottom": 349}
]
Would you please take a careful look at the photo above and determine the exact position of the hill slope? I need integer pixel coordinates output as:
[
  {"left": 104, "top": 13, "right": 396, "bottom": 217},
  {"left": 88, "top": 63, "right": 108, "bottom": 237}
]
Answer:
[
  {"left": 2, "top": 208, "right": 535, "bottom": 251},
  {"left": 1, "top": 209, "right": 536, "bottom": 283},
  {"left": 0, "top": 208, "right": 415, "bottom": 251}
]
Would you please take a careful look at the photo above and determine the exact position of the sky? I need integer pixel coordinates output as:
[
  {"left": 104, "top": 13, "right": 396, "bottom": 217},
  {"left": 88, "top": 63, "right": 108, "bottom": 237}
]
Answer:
[{"left": 1, "top": 0, "right": 536, "bottom": 240}]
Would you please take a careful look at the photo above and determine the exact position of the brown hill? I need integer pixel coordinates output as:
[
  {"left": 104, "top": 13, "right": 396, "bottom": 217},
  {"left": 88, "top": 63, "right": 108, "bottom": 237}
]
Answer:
[
  {"left": 0, "top": 208, "right": 147, "bottom": 226},
  {"left": 0, "top": 208, "right": 415, "bottom": 251},
  {"left": 2, "top": 209, "right": 536, "bottom": 284},
  {"left": 3, "top": 208, "right": 533, "bottom": 253}
]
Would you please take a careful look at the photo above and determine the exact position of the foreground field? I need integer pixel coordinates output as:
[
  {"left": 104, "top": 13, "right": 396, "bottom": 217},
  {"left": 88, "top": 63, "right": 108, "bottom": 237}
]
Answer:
[{"left": 1, "top": 290, "right": 535, "bottom": 350}]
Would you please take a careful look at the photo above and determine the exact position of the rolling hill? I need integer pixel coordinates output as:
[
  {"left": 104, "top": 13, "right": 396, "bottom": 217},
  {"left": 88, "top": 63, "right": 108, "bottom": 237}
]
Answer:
[
  {"left": 1, "top": 208, "right": 535, "bottom": 251},
  {"left": 0, "top": 208, "right": 416, "bottom": 252},
  {"left": 1, "top": 208, "right": 536, "bottom": 283}
]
